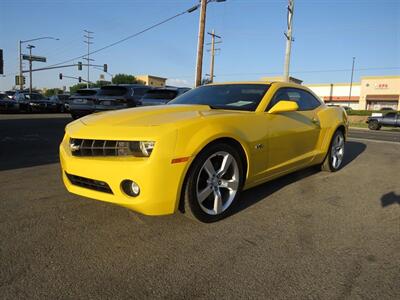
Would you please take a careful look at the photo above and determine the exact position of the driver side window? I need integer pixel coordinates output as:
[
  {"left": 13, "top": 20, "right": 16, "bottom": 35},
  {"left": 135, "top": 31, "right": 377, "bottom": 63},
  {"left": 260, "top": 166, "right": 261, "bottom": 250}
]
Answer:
[{"left": 267, "top": 88, "right": 321, "bottom": 111}]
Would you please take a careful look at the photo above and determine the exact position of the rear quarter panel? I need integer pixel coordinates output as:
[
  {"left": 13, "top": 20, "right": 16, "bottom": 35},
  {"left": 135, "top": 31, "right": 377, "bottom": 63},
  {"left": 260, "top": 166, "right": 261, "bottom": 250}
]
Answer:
[{"left": 316, "top": 106, "right": 348, "bottom": 157}]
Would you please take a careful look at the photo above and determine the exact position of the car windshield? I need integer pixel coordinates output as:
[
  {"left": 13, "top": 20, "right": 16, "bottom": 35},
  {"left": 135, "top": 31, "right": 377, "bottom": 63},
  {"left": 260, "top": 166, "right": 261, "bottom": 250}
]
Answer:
[
  {"left": 143, "top": 90, "right": 178, "bottom": 100},
  {"left": 98, "top": 86, "right": 127, "bottom": 96},
  {"left": 169, "top": 84, "right": 270, "bottom": 111}
]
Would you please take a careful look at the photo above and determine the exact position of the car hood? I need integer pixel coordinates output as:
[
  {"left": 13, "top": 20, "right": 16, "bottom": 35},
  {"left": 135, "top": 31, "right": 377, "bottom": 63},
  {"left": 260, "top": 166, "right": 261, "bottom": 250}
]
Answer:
[{"left": 79, "top": 104, "right": 244, "bottom": 128}]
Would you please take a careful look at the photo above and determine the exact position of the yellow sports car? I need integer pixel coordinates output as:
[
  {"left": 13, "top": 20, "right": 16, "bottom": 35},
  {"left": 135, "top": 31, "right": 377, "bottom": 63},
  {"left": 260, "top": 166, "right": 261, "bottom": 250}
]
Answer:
[{"left": 60, "top": 81, "right": 348, "bottom": 222}]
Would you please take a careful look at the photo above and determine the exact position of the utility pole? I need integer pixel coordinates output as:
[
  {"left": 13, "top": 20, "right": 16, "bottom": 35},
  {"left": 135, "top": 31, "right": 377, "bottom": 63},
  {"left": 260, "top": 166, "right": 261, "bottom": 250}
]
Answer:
[
  {"left": 348, "top": 56, "right": 355, "bottom": 107},
  {"left": 207, "top": 30, "right": 222, "bottom": 83},
  {"left": 283, "top": 0, "right": 294, "bottom": 82},
  {"left": 19, "top": 41, "right": 23, "bottom": 90},
  {"left": 195, "top": 0, "right": 207, "bottom": 87},
  {"left": 83, "top": 30, "right": 94, "bottom": 88},
  {"left": 27, "top": 45, "right": 35, "bottom": 93}
]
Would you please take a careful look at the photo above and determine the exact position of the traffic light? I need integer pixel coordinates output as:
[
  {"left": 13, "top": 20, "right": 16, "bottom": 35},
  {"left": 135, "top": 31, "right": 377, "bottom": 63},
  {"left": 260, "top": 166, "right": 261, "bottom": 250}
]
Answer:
[
  {"left": 15, "top": 75, "right": 26, "bottom": 85},
  {"left": 78, "top": 61, "right": 82, "bottom": 71},
  {"left": 59, "top": 73, "right": 63, "bottom": 80},
  {"left": 78, "top": 76, "right": 82, "bottom": 83},
  {"left": 103, "top": 64, "right": 107, "bottom": 73},
  {"left": 23, "top": 76, "right": 26, "bottom": 84}
]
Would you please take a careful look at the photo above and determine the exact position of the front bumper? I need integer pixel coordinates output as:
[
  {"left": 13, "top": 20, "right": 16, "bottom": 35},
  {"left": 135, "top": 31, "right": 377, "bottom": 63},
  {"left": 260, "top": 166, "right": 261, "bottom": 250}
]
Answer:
[{"left": 59, "top": 132, "right": 190, "bottom": 216}]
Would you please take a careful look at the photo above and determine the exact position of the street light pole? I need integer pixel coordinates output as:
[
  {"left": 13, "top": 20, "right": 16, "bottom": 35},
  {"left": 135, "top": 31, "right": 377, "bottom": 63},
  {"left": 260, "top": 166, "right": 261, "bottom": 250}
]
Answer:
[
  {"left": 27, "top": 45, "right": 35, "bottom": 94},
  {"left": 18, "top": 36, "right": 59, "bottom": 90}
]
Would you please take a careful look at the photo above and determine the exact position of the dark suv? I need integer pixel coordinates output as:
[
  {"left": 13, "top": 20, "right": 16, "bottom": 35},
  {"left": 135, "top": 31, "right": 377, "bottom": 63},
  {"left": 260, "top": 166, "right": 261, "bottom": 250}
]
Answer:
[
  {"left": 141, "top": 87, "right": 191, "bottom": 106},
  {"left": 68, "top": 88, "right": 100, "bottom": 119},
  {"left": 95, "top": 84, "right": 151, "bottom": 112}
]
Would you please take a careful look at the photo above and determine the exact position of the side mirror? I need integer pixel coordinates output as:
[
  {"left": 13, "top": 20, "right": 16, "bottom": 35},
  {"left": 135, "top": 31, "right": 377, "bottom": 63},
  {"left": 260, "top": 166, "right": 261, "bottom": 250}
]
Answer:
[{"left": 268, "top": 100, "right": 299, "bottom": 114}]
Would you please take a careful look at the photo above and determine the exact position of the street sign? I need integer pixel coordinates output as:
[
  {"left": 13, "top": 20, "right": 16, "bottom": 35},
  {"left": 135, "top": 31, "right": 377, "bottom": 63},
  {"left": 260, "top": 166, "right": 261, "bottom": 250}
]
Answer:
[{"left": 22, "top": 54, "right": 47, "bottom": 63}]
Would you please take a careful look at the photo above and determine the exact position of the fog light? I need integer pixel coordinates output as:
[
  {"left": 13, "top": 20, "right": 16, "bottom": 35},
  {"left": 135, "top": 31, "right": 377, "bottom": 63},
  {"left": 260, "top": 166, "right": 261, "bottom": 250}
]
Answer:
[{"left": 121, "top": 180, "right": 140, "bottom": 197}]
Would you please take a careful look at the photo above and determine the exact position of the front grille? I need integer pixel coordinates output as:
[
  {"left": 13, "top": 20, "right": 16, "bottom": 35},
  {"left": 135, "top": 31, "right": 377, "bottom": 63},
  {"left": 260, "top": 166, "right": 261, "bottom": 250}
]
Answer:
[
  {"left": 66, "top": 172, "right": 113, "bottom": 194},
  {"left": 69, "top": 138, "right": 128, "bottom": 157}
]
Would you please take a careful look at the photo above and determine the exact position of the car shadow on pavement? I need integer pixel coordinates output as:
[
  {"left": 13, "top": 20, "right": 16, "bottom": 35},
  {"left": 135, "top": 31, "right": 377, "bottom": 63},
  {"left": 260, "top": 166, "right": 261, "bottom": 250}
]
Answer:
[
  {"left": 0, "top": 117, "right": 72, "bottom": 171},
  {"left": 227, "top": 141, "right": 367, "bottom": 218},
  {"left": 380, "top": 192, "right": 400, "bottom": 207}
]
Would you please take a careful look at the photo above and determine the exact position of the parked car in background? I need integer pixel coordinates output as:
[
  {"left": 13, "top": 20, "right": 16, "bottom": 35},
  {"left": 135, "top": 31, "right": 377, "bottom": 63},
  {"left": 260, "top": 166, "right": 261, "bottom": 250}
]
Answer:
[
  {"left": 95, "top": 84, "right": 152, "bottom": 112},
  {"left": 5, "top": 90, "right": 16, "bottom": 99},
  {"left": 0, "top": 93, "right": 20, "bottom": 113},
  {"left": 15, "top": 92, "right": 47, "bottom": 112},
  {"left": 380, "top": 107, "right": 394, "bottom": 111},
  {"left": 341, "top": 106, "right": 352, "bottom": 113},
  {"left": 49, "top": 94, "right": 70, "bottom": 112},
  {"left": 68, "top": 88, "right": 100, "bottom": 119},
  {"left": 141, "top": 87, "right": 191, "bottom": 106},
  {"left": 367, "top": 112, "right": 400, "bottom": 130},
  {"left": 28, "top": 93, "right": 62, "bottom": 113}
]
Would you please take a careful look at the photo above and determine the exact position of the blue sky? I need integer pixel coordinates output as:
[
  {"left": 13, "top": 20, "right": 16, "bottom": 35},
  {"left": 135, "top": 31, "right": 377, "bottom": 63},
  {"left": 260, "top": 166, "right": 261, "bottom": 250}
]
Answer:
[{"left": 0, "top": 0, "right": 399, "bottom": 90}]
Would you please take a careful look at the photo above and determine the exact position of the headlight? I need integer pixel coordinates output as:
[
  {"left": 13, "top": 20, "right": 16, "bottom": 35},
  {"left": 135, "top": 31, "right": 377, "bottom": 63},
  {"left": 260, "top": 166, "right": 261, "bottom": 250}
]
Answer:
[{"left": 116, "top": 141, "right": 155, "bottom": 157}]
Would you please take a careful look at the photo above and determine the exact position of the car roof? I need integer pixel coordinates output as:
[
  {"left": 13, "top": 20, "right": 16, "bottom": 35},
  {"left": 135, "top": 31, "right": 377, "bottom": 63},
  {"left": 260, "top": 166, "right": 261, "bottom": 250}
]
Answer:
[
  {"left": 207, "top": 81, "right": 313, "bottom": 91},
  {"left": 103, "top": 84, "right": 149, "bottom": 87}
]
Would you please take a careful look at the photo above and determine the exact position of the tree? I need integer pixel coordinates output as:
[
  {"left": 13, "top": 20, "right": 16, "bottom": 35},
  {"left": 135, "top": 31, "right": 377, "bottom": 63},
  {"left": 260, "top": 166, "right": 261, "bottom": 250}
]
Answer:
[
  {"left": 201, "top": 78, "right": 212, "bottom": 85},
  {"left": 112, "top": 74, "right": 138, "bottom": 84},
  {"left": 44, "top": 88, "right": 63, "bottom": 97},
  {"left": 69, "top": 83, "right": 88, "bottom": 94}
]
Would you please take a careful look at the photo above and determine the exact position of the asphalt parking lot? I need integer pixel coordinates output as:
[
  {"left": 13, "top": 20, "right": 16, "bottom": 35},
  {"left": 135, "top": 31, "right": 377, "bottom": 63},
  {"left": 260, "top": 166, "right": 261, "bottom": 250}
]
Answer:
[{"left": 0, "top": 114, "right": 399, "bottom": 299}]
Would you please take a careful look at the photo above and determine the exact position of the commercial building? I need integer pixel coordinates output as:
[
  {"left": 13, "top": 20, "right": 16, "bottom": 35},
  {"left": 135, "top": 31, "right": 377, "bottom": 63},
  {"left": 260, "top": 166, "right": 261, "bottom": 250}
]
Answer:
[
  {"left": 306, "top": 83, "right": 361, "bottom": 109},
  {"left": 136, "top": 75, "right": 167, "bottom": 88},
  {"left": 305, "top": 75, "right": 400, "bottom": 110},
  {"left": 359, "top": 76, "right": 400, "bottom": 110}
]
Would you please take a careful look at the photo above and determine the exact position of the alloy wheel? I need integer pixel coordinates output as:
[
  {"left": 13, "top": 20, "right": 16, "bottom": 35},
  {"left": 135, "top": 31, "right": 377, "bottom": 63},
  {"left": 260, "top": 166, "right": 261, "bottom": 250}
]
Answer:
[
  {"left": 196, "top": 151, "right": 239, "bottom": 215},
  {"left": 331, "top": 133, "right": 345, "bottom": 169}
]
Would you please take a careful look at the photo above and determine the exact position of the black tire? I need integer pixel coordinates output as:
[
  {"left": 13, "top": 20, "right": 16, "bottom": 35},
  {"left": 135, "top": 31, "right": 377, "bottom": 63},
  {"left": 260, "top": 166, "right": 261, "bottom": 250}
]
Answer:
[
  {"left": 182, "top": 143, "right": 244, "bottom": 223},
  {"left": 368, "top": 120, "right": 380, "bottom": 130},
  {"left": 321, "top": 130, "right": 345, "bottom": 172}
]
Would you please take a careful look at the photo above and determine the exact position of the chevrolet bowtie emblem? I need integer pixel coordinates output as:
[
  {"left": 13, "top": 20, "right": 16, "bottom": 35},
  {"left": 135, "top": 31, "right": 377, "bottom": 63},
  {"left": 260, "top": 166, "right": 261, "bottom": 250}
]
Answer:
[{"left": 70, "top": 143, "right": 80, "bottom": 152}]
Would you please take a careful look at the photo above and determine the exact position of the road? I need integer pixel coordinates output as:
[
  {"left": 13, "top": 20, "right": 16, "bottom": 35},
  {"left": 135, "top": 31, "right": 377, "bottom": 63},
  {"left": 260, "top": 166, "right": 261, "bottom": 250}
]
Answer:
[
  {"left": 0, "top": 114, "right": 399, "bottom": 299},
  {"left": 348, "top": 128, "right": 400, "bottom": 143}
]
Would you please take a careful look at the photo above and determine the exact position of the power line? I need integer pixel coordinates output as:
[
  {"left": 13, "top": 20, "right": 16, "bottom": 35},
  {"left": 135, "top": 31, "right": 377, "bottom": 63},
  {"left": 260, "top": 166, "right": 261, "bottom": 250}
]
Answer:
[
  {"left": 45, "top": 6, "right": 197, "bottom": 68},
  {"left": 167, "top": 66, "right": 400, "bottom": 78},
  {"left": 3, "top": 66, "right": 399, "bottom": 80}
]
